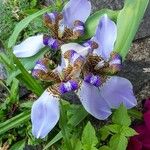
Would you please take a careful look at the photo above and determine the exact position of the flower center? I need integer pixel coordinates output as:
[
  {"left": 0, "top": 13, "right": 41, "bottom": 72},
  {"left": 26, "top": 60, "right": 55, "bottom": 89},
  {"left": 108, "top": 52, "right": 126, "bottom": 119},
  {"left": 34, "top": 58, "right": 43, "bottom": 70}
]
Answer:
[{"left": 59, "top": 80, "right": 78, "bottom": 94}]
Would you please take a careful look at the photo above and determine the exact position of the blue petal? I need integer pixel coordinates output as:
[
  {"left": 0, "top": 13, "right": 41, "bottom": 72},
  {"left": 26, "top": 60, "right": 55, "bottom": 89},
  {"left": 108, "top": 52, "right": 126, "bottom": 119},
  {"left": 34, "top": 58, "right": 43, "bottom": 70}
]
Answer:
[
  {"left": 93, "top": 14, "right": 117, "bottom": 60},
  {"left": 13, "top": 35, "right": 45, "bottom": 58},
  {"left": 100, "top": 76, "right": 137, "bottom": 109},
  {"left": 31, "top": 90, "right": 60, "bottom": 139},
  {"left": 77, "top": 81, "right": 112, "bottom": 120},
  {"left": 62, "top": 0, "right": 91, "bottom": 28}
]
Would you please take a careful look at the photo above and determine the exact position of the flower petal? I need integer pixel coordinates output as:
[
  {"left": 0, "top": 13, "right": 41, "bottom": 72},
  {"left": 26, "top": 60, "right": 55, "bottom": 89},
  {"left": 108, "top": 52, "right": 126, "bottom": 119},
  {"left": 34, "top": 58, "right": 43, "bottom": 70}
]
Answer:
[
  {"left": 77, "top": 81, "right": 112, "bottom": 120},
  {"left": 93, "top": 14, "right": 117, "bottom": 60},
  {"left": 144, "top": 110, "right": 150, "bottom": 131},
  {"left": 100, "top": 76, "right": 137, "bottom": 109},
  {"left": 61, "top": 43, "right": 89, "bottom": 57},
  {"left": 13, "top": 35, "right": 45, "bottom": 58},
  {"left": 60, "top": 43, "right": 89, "bottom": 69},
  {"left": 62, "top": 0, "right": 91, "bottom": 28},
  {"left": 31, "top": 90, "right": 60, "bottom": 139}
]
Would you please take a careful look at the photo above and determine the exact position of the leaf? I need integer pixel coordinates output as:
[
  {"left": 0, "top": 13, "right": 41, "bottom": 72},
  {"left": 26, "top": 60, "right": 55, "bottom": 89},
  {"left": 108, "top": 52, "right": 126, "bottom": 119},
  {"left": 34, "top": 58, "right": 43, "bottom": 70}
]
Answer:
[
  {"left": 99, "top": 126, "right": 111, "bottom": 141},
  {"left": 44, "top": 103, "right": 88, "bottom": 150},
  {"left": 120, "top": 126, "right": 137, "bottom": 137},
  {"left": 105, "top": 124, "right": 121, "bottom": 134},
  {"left": 82, "top": 122, "right": 98, "bottom": 150},
  {"left": 13, "top": 54, "right": 44, "bottom": 96},
  {"left": 115, "top": 0, "right": 149, "bottom": 59},
  {"left": 109, "top": 134, "right": 128, "bottom": 150},
  {"left": 8, "top": 7, "right": 52, "bottom": 48},
  {"left": 82, "top": 9, "right": 119, "bottom": 40},
  {"left": 10, "top": 140, "right": 25, "bottom": 150},
  {"left": 68, "top": 105, "right": 88, "bottom": 126},
  {"left": 10, "top": 78, "right": 19, "bottom": 102},
  {"left": 0, "top": 111, "right": 30, "bottom": 135},
  {"left": 43, "top": 132, "right": 63, "bottom": 150},
  {"left": 59, "top": 101, "right": 73, "bottom": 150},
  {"left": 99, "top": 146, "right": 111, "bottom": 150},
  {"left": 112, "top": 104, "right": 131, "bottom": 126},
  {"left": 20, "top": 47, "right": 48, "bottom": 70},
  {"left": 128, "top": 108, "right": 143, "bottom": 120}
]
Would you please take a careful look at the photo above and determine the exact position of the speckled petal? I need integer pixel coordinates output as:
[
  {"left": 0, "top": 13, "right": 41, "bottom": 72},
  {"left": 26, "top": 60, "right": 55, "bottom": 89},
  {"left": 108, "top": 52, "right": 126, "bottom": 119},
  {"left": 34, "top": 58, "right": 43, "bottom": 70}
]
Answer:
[
  {"left": 93, "top": 14, "right": 117, "bottom": 60},
  {"left": 62, "top": 0, "right": 91, "bottom": 28},
  {"left": 13, "top": 35, "right": 45, "bottom": 58},
  {"left": 31, "top": 90, "right": 60, "bottom": 139},
  {"left": 100, "top": 76, "right": 137, "bottom": 109},
  {"left": 77, "top": 81, "right": 112, "bottom": 120}
]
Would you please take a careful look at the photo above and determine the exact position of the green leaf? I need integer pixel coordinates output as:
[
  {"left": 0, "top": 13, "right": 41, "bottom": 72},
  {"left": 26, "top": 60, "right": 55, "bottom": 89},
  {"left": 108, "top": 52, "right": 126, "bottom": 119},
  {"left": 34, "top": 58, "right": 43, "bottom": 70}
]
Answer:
[
  {"left": 43, "top": 132, "right": 62, "bottom": 150},
  {"left": 20, "top": 47, "right": 48, "bottom": 70},
  {"left": 44, "top": 103, "right": 88, "bottom": 150},
  {"left": 112, "top": 104, "right": 131, "bottom": 126},
  {"left": 0, "top": 111, "right": 30, "bottom": 135},
  {"left": 10, "top": 78, "right": 19, "bottom": 102},
  {"left": 10, "top": 140, "right": 26, "bottom": 150},
  {"left": 120, "top": 126, "right": 137, "bottom": 137},
  {"left": 99, "top": 146, "right": 111, "bottom": 150},
  {"left": 68, "top": 105, "right": 88, "bottom": 126},
  {"left": 13, "top": 54, "right": 44, "bottom": 96},
  {"left": 128, "top": 108, "right": 142, "bottom": 120},
  {"left": 8, "top": 7, "right": 52, "bottom": 48},
  {"left": 115, "top": 0, "right": 149, "bottom": 59},
  {"left": 109, "top": 134, "right": 128, "bottom": 150},
  {"left": 99, "top": 126, "right": 111, "bottom": 141},
  {"left": 105, "top": 124, "right": 121, "bottom": 134},
  {"left": 82, "top": 122, "right": 98, "bottom": 150},
  {"left": 59, "top": 101, "right": 73, "bottom": 150},
  {"left": 82, "top": 9, "right": 119, "bottom": 40},
  {"left": 20, "top": 101, "right": 33, "bottom": 109}
]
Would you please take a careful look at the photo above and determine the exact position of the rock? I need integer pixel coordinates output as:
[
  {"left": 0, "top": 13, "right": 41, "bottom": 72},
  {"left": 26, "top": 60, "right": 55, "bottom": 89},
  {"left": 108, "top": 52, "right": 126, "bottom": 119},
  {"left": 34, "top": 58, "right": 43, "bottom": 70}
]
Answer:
[
  {"left": 119, "top": 37, "right": 150, "bottom": 102},
  {"left": 90, "top": 0, "right": 150, "bottom": 40}
]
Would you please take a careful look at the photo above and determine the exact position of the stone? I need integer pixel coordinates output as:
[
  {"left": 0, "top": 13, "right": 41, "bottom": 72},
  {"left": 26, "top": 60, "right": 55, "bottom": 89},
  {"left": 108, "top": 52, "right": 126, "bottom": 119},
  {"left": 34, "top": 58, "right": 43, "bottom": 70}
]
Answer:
[{"left": 119, "top": 37, "right": 150, "bottom": 103}]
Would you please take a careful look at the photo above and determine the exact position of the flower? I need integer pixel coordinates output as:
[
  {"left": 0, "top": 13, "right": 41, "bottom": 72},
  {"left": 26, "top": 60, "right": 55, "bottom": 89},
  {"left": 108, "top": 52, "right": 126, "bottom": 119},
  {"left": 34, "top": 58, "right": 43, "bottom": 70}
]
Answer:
[
  {"left": 31, "top": 14, "right": 137, "bottom": 139},
  {"left": 31, "top": 59, "right": 81, "bottom": 138},
  {"left": 13, "top": 0, "right": 91, "bottom": 58},
  {"left": 61, "top": 14, "right": 137, "bottom": 120},
  {"left": 127, "top": 98, "right": 150, "bottom": 150}
]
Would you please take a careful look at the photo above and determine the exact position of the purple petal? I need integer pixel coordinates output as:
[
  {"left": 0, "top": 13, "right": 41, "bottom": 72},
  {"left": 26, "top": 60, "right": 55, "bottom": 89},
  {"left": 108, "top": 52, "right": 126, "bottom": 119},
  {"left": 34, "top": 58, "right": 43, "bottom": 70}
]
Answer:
[
  {"left": 31, "top": 90, "right": 60, "bottom": 139},
  {"left": 62, "top": 0, "right": 91, "bottom": 28},
  {"left": 100, "top": 76, "right": 137, "bottom": 109},
  {"left": 13, "top": 35, "right": 45, "bottom": 58},
  {"left": 93, "top": 14, "right": 117, "bottom": 60},
  {"left": 77, "top": 81, "right": 112, "bottom": 120}
]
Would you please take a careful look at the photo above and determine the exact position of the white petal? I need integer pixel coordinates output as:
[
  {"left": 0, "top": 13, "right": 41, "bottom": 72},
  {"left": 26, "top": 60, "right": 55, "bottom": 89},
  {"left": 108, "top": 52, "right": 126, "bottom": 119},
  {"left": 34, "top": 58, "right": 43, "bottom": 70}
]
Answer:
[
  {"left": 61, "top": 43, "right": 89, "bottom": 57},
  {"left": 31, "top": 90, "right": 60, "bottom": 139},
  {"left": 13, "top": 35, "right": 45, "bottom": 58}
]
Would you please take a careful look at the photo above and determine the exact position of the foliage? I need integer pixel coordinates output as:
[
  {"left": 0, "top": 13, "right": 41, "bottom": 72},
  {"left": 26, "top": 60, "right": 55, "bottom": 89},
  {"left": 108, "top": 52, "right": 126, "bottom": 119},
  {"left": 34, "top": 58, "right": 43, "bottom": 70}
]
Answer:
[{"left": 0, "top": 0, "right": 148, "bottom": 149}]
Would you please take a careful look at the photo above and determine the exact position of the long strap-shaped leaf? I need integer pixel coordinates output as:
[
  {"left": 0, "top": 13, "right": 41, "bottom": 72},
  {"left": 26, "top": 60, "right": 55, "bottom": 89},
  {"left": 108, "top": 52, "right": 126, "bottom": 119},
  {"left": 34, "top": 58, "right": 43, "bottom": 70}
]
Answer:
[
  {"left": 8, "top": 7, "right": 52, "bottom": 48},
  {"left": 115, "top": 0, "right": 149, "bottom": 59},
  {"left": 0, "top": 111, "right": 30, "bottom": 135},
  {"left": 13, "top": 54, "right": 44, "bottom": 96}
]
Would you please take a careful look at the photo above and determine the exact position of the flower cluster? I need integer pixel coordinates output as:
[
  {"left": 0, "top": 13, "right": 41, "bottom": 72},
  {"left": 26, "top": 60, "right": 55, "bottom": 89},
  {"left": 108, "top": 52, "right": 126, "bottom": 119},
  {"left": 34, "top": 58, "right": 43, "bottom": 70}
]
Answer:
[
  {"left": 13, "top": 0, "right": 137, "bottom": 139},
  {"left": 127, "top": 98, "right": 150, "bottom": 150}
]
